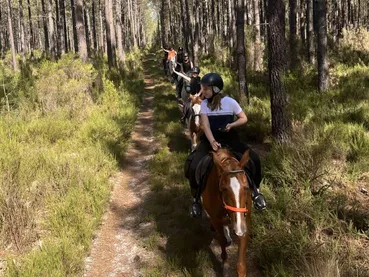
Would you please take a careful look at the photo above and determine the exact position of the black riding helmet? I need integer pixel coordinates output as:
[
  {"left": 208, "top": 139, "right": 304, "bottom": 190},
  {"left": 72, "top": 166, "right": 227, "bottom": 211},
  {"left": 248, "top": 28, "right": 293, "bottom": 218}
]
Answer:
[
  {"left": 200, "top": 73, "right": 223, "bottom": 93},
  {"left": 192, "top": 66, "right": 200, "bottom": 74},
  {"left": 184, "top": 52, "right": 189, "bottom": 58},
  {"left": 178, "top": 47, "right": 184, "bottom": 51}
]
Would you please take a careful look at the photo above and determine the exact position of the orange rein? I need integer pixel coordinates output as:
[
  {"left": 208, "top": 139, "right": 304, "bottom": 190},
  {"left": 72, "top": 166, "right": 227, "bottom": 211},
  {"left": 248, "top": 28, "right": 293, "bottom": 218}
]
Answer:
[{"left": 219, "top": 157, "right": 249, "bottom": 213}]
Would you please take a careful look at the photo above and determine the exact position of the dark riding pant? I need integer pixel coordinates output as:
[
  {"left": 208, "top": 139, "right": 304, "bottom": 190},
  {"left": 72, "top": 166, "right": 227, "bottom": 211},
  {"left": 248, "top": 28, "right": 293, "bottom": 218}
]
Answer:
[{"left": 176, "top": 77, "right": 183, "bottom": 98}]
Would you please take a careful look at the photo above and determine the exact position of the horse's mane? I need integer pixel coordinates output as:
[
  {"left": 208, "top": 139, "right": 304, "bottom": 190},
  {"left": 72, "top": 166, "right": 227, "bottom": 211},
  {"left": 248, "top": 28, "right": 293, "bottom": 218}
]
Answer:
[{"left": 213, "top": 148, "right": 238, "bottom": 169}]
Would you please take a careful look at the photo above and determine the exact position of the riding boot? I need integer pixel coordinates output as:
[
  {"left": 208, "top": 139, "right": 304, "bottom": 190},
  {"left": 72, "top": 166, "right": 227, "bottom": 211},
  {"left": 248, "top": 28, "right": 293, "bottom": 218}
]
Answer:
[
  {"left": 251, "top": 187, "right": 267, "bottom": 211},
  {"left": 190, "top": 183, "right": 203, "bottom": 218}
]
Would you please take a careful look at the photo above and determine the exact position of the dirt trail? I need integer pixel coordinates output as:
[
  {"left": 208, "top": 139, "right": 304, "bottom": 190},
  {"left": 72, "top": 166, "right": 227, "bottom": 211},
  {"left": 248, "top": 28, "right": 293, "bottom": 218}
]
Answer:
[
  {"left": 84, "top": 65, "right": 158, "bottom": 277},
  {"left": 84, "top": 55, "right": 262, "bottom": 277}
]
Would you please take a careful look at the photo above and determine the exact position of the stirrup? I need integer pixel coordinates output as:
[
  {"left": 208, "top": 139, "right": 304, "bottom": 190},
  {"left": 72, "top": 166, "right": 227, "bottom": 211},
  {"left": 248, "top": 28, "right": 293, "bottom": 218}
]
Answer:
[
  {"left": 190, "top": 201, "right": 202, "bottom": 218},
  {"left": 252, "top": 193, "right": 267, "bottom": 211}
]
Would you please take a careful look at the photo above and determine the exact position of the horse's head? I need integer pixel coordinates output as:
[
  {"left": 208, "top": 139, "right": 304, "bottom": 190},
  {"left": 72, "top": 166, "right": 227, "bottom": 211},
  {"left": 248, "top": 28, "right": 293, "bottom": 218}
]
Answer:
[
  {"left": 212, "top": 149, "right": 251, "bottom": 237},
  {"left": 189, "top": 94, "right": 202, "bottom": 127}
]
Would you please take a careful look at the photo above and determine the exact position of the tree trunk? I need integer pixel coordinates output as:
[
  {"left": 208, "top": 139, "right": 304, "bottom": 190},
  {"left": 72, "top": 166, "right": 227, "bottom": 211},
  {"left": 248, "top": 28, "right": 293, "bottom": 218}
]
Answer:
[
  {"left": 253, "top": 0, "right": 263, "bottom": 71},
  {"left": 55, "top": 0, "right": 62, "bottom": 57},
  {"left": 160, "top": 0, "right": 165, "bottom": 47},
  {"left": 314, "top": 0, "right": 329, "bottom": 92},
  {"left": 41, "top": 0, "right": 50, "bottom": 52},
  {"left": 105, "top": 0, "right": 116, "bottom": 67},
  {"left": 116, "top": 0, "right": 125, "bottom": 64},
  {"left": 60, "top": 0, "right": 68, "bottom": 53},
  {"left": 6, "top": 0, "right": 18, "bottom": 71},
  {"left": 84, "top": 6, "right": 91, "bottom": 57},
  {"left": 99, "top": 0, "right": 104, "bottom": 52},
  {"left": 0, "top": 3, "right": 4, "bottom": 56},
  {"left": 289, "top": 0, "right": 298, "bottom": 70},
  {"left": 71, "top": 0, "right": 78, "bottom": 52},
  {"left": 92, "top": 0, "right": 97, "bottom": 51},
  {"left": 184, "top": 0, "right": 191, "bottom": 53},
  {"left": 76, "top": 0, "right": 87, "bottom": 61},
  {"left": 19, "top": 0, "right": 26, "bottom": 54},
  {"left": 267, "top": 0, "right": 291, "bottom": 143},
  {"left": 236, "top": 0, "right": 249, "bottom": 102},
  {"left": 307, "top": 0, "right": 315, "bottom": 63},
  {"left": 192, "top": 0, "right": 200, "bottom": 64},
  {"left": 48, "top": 0, "right": 56, "bottom": 59}
]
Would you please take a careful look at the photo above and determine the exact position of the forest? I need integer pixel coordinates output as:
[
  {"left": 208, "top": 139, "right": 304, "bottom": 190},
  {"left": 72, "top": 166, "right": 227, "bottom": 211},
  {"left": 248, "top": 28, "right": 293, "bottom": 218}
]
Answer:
[{"left": 0, "top": 0, "right": 368, "bottom": 276}]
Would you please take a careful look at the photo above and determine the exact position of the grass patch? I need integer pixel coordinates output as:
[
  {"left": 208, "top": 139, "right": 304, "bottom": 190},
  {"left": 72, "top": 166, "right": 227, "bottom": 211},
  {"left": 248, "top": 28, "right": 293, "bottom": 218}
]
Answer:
[{"left": 0, "top": 50, "right": 144, "bottom": 275}]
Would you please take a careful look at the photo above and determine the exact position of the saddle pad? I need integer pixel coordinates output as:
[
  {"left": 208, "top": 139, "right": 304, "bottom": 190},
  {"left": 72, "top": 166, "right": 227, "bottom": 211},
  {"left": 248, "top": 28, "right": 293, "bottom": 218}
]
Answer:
[{"left": 195, "top": 154, "right": 213, "bottom": 191}]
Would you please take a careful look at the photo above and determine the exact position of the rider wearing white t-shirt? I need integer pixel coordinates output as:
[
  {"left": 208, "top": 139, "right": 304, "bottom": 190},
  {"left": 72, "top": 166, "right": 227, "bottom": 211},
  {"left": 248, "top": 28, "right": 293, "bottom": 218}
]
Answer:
[{"left": 185, "top": 73, "right": 267, "bottom": 217}]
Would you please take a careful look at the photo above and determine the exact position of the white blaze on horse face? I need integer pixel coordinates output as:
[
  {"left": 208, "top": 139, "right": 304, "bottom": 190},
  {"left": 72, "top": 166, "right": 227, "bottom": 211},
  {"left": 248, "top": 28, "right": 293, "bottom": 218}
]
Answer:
[
  {"left": 230, "top": 177, "right": 247, "bottom": 237},
  {"left": 192, "top": 103, "right": 201, "bottom": 127}
]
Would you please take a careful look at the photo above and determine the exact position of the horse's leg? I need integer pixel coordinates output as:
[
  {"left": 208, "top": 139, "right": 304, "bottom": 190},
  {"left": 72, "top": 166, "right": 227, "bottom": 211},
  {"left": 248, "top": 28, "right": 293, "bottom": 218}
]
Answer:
[
  {"left": 237, "top": 202, "right": 252, "bottom": 277},
  {"left": 237, "top": 234, "right": 249, "bottom": 277},
  {"left": 210, "top": 219, "right": 228, "bottom": 262},
  {"left": 223, "top": 225, "right": 232, "bottom": 246}
]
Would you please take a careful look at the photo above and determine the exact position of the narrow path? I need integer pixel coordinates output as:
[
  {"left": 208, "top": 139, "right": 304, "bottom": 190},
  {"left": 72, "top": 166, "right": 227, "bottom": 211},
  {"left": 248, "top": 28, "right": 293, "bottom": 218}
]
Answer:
[{"left": 84, "top": 57, "right": 159, "bottom": 277}]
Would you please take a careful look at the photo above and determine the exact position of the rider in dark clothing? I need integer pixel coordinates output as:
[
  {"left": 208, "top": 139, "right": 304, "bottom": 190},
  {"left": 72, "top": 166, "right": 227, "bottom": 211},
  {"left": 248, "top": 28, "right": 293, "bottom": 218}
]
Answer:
[
  {"left": 175, "top": 51, "right": 193, "bottom": 99},
  {"left": 185, "top": 73, "right": 267, "bottom": 217}
]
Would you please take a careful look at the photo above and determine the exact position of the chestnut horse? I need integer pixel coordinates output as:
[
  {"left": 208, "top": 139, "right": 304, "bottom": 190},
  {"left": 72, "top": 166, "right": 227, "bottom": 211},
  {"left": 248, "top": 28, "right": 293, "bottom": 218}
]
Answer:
[
  {"left": 187, "top": 94, "right": 203, "bottom": 151},
  {"left": 202, "top": 148, "right": 252, "bottom": 277}
]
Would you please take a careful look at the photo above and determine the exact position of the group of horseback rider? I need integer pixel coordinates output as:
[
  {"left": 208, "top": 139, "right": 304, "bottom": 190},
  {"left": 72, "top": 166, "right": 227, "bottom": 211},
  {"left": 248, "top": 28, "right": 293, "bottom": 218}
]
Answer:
[{"left": 162, "top": 46, "right": 267, "bottom": 217}]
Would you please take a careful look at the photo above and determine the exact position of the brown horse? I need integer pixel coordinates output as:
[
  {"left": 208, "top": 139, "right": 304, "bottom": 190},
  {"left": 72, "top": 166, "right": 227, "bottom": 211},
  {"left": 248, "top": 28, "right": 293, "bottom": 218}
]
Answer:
[
  {"left": 202, "top": 148, "right": 252, "bottom": 277},
  {"left": 187, "top": 94, "right": 203, "bottom": 151}
]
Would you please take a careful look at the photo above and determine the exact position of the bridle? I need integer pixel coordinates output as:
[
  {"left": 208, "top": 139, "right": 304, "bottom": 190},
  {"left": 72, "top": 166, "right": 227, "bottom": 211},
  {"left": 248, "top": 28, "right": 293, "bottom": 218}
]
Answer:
[{"left": 218, "top": 157, "right": 250, "bottom": 215}]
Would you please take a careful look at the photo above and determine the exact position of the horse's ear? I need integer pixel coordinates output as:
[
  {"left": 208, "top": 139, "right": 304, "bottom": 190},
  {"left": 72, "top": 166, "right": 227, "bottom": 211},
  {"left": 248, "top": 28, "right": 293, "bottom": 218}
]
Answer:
[{"left": 239, "top": 150, "right": 250, "bottom": 169}]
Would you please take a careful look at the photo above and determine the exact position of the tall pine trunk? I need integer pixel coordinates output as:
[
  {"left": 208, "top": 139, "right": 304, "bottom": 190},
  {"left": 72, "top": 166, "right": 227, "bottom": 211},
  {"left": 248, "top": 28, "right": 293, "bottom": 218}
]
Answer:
[
  {"left": 92, "top": 0, "right": 97, "bottom": 51},
  {"left": 6, "top": 0, "right": 18, "bottom": 71},
  {"left": 267, "top": 0, "right": 291, "bottom": 143},
  {"left": 71, "top": 0, "right": 78, "bottom": 52},
  {"left": 41, "top": 0, "right": 50, "bottom": 52},
  {"left": 116, "top": 0, "right": 125, "bottom": 64},
  {"left": 60, "top": 0, "right": 68, "bottom": 53},
  {"left": 236, "top": 0, "right": 249, "bottom": 102},
  {"left": 192, "top": 0, "right": 200, "bottom": 64},
  {"left": 314, "top": 0, "right": 329, "bottom": 92},
  {"left": 76, "top": 0, "right": 88, "bottom": 61},
  {"left": 105, "top": 0, "right": 116, "bottom": 67},
  {"left": 19, "top": 0, "right": 26, "bottom": 55},
  {"left": 307, "top": 0, "right": 315, "bottom": 63},
  {"left": 289, "top": 0, "right": 298, "bottom": 70},
  {"left": 48, "top": 0, "right": 56, "bottom": 59},
  {"left": 253, "top": 0, "right": 263, "bottom": 71}
]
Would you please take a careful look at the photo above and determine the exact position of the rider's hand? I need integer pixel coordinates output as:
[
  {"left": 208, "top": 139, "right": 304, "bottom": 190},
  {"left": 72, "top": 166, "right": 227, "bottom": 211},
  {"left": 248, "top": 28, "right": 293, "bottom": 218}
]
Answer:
[
  {"left": 225, "top": 123, "right": 233, "bottom": 132},
  {"left": 211, "top": 140, "right": 221, "bottom": 151}
]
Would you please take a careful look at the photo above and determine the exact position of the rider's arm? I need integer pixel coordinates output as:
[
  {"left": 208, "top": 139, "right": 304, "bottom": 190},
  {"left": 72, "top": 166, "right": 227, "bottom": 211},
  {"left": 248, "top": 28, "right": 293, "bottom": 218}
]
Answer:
[
  {"left": 225, "top": 99, "right": 248, "bottom": 131},
  {"left": 172, "top": 68, "right": 190, "bottom": 82},
  {"left": 162, "top": 47, "right": 169, "bottom": 52},
  {"left": 230, "top": 111, "right": 248, "bottom": 128}
]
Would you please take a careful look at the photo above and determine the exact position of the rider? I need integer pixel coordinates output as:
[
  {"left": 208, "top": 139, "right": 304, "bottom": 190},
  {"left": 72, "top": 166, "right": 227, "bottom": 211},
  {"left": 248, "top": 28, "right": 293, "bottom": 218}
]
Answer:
[
  {"left": 162, "top": 46, "right": 177, "bottom": 82},
  {"left": 186, "top": 73, "right": 267, "bottom": 217},
  {"left": 175, "top": 52, "right": 193, "bottom": 100},
  {"left": 172, "top": 65, "right": 201, "bottom": 123},
  {"left": 176, "top": 46, "right": 184, "bottom": 64}
]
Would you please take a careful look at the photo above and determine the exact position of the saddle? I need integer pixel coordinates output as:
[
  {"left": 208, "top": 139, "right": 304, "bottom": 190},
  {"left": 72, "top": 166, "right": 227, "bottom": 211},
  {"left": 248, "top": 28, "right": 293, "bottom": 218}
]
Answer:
[{"left": 184, "top": 150, "right": 256, "bottom": 198}]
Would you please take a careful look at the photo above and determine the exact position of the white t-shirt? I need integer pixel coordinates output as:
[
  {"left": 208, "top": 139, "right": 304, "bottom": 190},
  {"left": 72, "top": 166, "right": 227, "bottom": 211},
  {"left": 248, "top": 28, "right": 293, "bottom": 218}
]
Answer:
[{"left": 200, "top": 96, "right": 242, "bottom": 132}]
